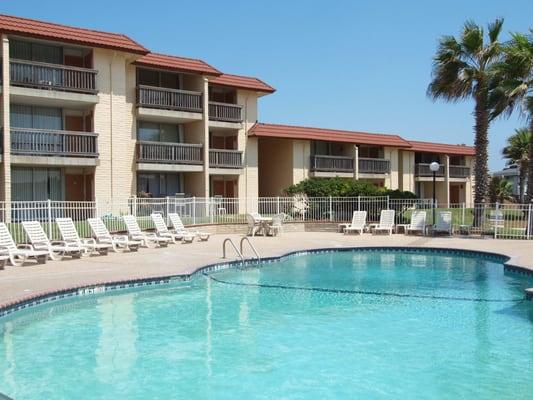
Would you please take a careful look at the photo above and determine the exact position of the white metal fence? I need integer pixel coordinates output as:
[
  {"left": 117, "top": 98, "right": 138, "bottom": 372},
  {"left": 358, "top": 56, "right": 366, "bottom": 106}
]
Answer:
[{"left": 0, "top": 197, "right": 531, "bottom": 243}]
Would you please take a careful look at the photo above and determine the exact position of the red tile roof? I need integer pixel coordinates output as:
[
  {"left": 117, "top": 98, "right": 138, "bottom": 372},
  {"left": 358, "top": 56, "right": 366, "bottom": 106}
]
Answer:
[
  {"left": 0, "top": 14, "right": 148, "bottom": 55},
  {"left": 249, "top": 123, "right": 411, "bottom": 147},
  {"left": 210, "top": 74, "right": 275, "bottom": 93},
  {"left": 135, "top": 52, "right": 221, "bottom": 76},
  {"left": 408, "top": 140, "right": 475, "bottom": 156}
]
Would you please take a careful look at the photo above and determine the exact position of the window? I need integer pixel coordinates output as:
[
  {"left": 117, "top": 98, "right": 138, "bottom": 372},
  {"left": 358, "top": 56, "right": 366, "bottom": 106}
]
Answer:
[
  {"left": 137, "top": 68, "right": 180, "bottom": 89},
  {"left": 137, "top": 122, "right": 182, "bottom": 143},
  {"left": 209, "top": 86, "right": 236, "bottom": 104},
  {"left": 10, "top": 40, "right": 63, "bottom": 64},
  {"left": 137, "top": 173, "right": 183, "bottom": 197},
  {"left": 11, "top": 167, "right": 64, "bottom": 201},
  {"left": 358, "top": 146, "right": 382, "bottom": 159},
  {"left": 449, "top": 155, "right": 466, "bottom": 166}
]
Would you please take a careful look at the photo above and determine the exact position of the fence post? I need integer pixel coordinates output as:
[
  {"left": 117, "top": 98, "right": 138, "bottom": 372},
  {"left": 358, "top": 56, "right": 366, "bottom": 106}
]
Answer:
[
  {"left": 527, "top": 201, "right": 533, "bottom": 239},
  {"left": 357, "top": 196, "right": 361, "bottom": 211},
  {"left": 210, "top": 197, "right": 214, "bottom": 224},
  {"left": 387, "top": 196, "right": 390, "bottom": 210},
  {"left": 94, "top": 197, "right": 99, "bottom": 219},
  {"left": 276, "top": 196, "right": 280, "bottom": 215},
  {"left": 166, "top": 196, "right": 170, "bottom": 225},
  {"left": 47, "top": 199, "right": 52, "bottom": 239},
  {"left": 461, "top": 202, "right": 465, "bottom": 226},
  {"left": 192, "top": 196, "right": 196, "bottom": 225},
  {"left": 494, "top": 202, "right": 499, "bottom": 239},
  {"left": 132, "top": 196, "right": 137, "bottom": 217},
  {"left": 329, "top": 196, "right": 333, "bottom": 222}
]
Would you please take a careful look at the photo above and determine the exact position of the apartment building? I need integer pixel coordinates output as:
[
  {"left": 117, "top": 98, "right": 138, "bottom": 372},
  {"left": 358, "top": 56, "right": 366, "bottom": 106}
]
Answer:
[
  {"left": 252, "top": 123, "right": 475, "bottom": 205},
  {"left": 0, "top": 14, "right": 274, "bottom": 205},
  {"left": 0, "top": 14, "right": 474, "bottom": 206}
]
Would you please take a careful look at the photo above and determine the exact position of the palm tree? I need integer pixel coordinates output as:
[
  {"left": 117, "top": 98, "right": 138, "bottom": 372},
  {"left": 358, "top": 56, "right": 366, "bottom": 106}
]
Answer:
[
  {"left": 488, "top": 176, "right": 514, "bottom": 203},
  {"left": 502, "top": 128, "right": 531, "bottom": 202},
  {"left": 428, "top": 19, "right": 504, "bottom": 217},
  {"left": 490, "top": 30, "right": 533, "bottom": 202}
]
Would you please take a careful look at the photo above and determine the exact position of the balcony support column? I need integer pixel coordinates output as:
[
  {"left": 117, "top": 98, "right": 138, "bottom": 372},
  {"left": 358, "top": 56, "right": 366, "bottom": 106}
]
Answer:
[
  {"left": 1, "top": 35, "right": 11, "bottom": 218},
  {"left": 444, "top": 154, "right": 450, "bottom": 206},
  {"left": 202, "top": 77, "right": 210, "bottom": 198},
  {"left": 353, "top": 145, "right": 359, "bottom": 180}
]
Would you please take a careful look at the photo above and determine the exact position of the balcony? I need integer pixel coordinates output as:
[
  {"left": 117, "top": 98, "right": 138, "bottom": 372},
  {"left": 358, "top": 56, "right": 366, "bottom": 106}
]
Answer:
[
  {"left": 136, "top": 141, "right": 203, "bottom": 165},
  {"left": 310, "top": 155, "right": 353, "bottom": 172},
  {"left": 415, "top": 163, "right": 445, "bottom": 177},
  {"left": 10, "top": 59, "right": 97, "bottom": 94},
  {"left": 136, "top": 85, "right": 202, "bottom": 113},
  {"left": 10, "top": 127, "right": 98, "bottom": 158},
  {"left": 209, "top": 149, "right": 243, "bottom": 168},
  {"left": 208, "top": 102, "right": 243, "bottom": 123},
  {"left": 358, "top": 158, "right": 390, "bottom": 174},
  {"left": 449, "top": 165, "right": 471, "bottom": 178}
]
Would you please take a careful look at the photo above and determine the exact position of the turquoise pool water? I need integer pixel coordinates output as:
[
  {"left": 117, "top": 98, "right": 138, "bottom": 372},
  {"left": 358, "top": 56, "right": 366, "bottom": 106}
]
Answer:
[{"left": 1, "top": 249, "right": 532, "bottom": 399}]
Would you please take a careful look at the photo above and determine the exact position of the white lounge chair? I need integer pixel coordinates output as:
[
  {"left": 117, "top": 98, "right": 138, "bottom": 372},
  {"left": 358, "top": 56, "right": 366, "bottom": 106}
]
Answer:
[
  {"left": 88, "top": 217, "right": 141, "bottom": 252},
  {"left": 405, "top": 210, "right": 427, "bottom": 235},
  {"left": 122, "top": 215, "right": 170, "bottom": 247},
  {"left": 246, "top": 213, "right": 262, "bottom": 236},
  {"left": 371, "top": 210, "right": 395, "bottom": 235},
  {"left": 56, "top": 218, "right": 112, "bottom": 256},
  {"left": 0, "top": 223, "right": 48, "bottom": 266},
  {"left": 168, "top": 213, "right": 210, "bottom": 241},
  {"left": 150, "top": 213, "right": 195, "bottom": 244},
  {"left": 433, "top": 211, "right": 453, "bottom": 236},
  {"left": 22, "top": 221, "right": 84, "bottom": 260},
  {"left": 344, "top": 211, "right": 367, "bottom": 235},
  {"left": 267, "top": 213, "right": 285, "bottom": 236}
]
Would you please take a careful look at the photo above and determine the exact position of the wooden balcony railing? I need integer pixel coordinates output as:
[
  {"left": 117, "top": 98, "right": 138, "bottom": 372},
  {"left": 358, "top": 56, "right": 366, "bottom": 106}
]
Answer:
[
  {"left": 415, "top": 163, "right": 445, "bottom": 177},
  {"left": 310, "top": 155, "right": 354, "bottom": 172},
  {"left": 449, "top": 165, "right": 471, "bottom": 178},
  {"left": 208, "top": 101, "right": 243, "bottom": 122},
  {"left": 10, "top": 127, "right": 98, "bottom": 157},
  {"left": 358, "top": 158, "right": 390, "bottom": 174},
  {"left": 10, "top": 59, "right": 97, "bottom": 94},
  {"left": 209, "top": 149, "right": 243, "bottom": 168},
  {"left": 137, "top": 85, "right": 202, "bottom": 112},
  {"left": 136, "top": 141, "right": 203, "bottom": 164}
]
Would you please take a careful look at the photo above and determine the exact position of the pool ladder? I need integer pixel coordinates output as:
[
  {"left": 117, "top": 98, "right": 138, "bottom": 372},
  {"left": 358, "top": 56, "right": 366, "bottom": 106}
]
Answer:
[{"left": 222, "top": 236, "right": 261, "bottom": 264}]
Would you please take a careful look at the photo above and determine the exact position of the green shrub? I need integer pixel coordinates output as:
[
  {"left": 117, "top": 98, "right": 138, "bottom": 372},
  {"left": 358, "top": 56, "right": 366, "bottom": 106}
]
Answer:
[{"left": 284, "top": 177, "right": 416, "bottom": 198}]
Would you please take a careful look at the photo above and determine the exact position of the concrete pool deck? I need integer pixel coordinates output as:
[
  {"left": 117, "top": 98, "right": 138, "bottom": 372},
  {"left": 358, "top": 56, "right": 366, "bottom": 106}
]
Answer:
[{"left": 0, "top": 232, "right": 532, "bottom": 307}]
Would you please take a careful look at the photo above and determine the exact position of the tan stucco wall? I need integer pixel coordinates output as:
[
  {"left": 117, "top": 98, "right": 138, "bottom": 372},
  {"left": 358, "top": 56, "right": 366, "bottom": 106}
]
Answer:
[
  {"left": 93, "top": 49, "right": 137, "bottom": 203},
  {"left": 292, "top": 140, "right": 311, "bottom": 184},
  {"left": 400, "top": 150, "right": 415, "bottom": 193},
  {"left": 384, "top": 147, "right": 399, "bottom": 189},
  {"left": 258, "top": 137, "right": 294, "bottom": 196}
]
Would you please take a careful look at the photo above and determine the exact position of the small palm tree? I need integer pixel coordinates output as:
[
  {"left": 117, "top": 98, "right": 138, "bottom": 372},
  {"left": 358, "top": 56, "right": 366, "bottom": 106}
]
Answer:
[
  {"left": 502, "top": 128, "right": 531, "bottom": 202},
  {"left": 491, "top": 30, "right": 533, "bottom": 202},
  {"left": 428, "top": 19, "right": 504, "bottom": 222},
  {"left": 489, "top": 176, "right": 515, "bottom": 203}
]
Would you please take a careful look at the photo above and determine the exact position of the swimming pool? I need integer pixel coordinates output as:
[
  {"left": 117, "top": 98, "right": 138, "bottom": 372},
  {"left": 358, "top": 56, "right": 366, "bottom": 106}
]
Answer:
[{"left": 0, "top": 248, "right": 532, "bottom": 399}]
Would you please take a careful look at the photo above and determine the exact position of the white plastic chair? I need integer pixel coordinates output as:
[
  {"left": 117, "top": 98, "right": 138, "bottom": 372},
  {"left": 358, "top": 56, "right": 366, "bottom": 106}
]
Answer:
[
  {"left": 372, "top": 210, "right": 395, "bottom": 235},
  {"left": 151, "top": 213, "right": 195, "bottom": 244},
  {"left": 267, "top": 213, "right": 285, "bottom": 236},
  {"left": 405, "top": 210, "right": 427, "bottom": 235},
  {"left": 22, "top": 221, "right": 84, "bottom": 261},
  {"left": 246, "top": 213, "right": 262, "bottom": 236},
  {"left": 88, "top": 217, "right": 141, "bottom": 252},
  {"left": 433, "top": 211, "right": 453, "bottom": 235},
  {"left": 56, "top": 218, "right": 112, "bottom": 255},
  {"left": 168, "top": 213, "right": 210, "bottom": 241},
  {"left": 122, "top": 215, "right": 171, "bottom": 247},
  {"left": 0, "top": 222, "right": 48, "bottom": 266},
  {"left": 344, "top": 211, "right": 367, "bottom": 235}
]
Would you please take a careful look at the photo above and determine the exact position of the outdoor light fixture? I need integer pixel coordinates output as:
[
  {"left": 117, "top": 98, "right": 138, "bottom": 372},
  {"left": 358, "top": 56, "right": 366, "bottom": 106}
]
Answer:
[{"left": 429, "top": 161, "right": 440, "bottom": 229}]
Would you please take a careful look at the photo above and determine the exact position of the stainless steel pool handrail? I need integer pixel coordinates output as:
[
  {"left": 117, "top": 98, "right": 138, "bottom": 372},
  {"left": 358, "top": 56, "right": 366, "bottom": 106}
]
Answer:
[
  {"left": 222, "top": 238, "right": 244, "bottom": 261},
  {"left": 239, "top": 236, "right": 261, "bottom": 261}
]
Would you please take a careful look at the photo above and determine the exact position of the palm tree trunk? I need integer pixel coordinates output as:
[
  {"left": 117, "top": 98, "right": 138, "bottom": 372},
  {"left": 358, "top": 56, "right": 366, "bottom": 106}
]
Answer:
[
  {"left": 526, "top": 119, "right": 533, "bottom": 203},
  {"left": 519, "top": 160, "right": 526, "bottom": 203},
  {"left": 473, "top": 85, "right": 490, "bottom": 226}
]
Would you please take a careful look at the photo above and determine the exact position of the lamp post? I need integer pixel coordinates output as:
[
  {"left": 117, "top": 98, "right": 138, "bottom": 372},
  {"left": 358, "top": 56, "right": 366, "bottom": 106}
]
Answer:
[{"left": 429, "top": 162, "right": 440, "bottom": 226}]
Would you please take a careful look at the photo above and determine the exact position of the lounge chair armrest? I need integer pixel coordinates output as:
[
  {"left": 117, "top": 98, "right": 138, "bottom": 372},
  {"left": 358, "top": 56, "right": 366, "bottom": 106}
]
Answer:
[
  {"left": 16, "top": 243, "right": 35, "bottom": 251},
  {"left": 0, "top": 245, "right": 10, "bottom": 254},
  {"left": 50, "top": 240, "right": 68, "bottom": 246},
  {"left": 81, "top": 238, "right": 97, "bottom": 246}
]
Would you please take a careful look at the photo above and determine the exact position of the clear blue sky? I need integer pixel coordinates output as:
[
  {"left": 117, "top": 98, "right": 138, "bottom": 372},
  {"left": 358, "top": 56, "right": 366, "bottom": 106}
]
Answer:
[{"left": 3, "top": 0, "right": 533, "bottom": 170}]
